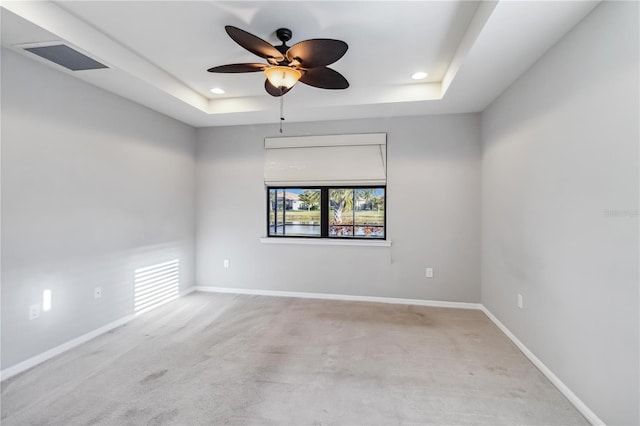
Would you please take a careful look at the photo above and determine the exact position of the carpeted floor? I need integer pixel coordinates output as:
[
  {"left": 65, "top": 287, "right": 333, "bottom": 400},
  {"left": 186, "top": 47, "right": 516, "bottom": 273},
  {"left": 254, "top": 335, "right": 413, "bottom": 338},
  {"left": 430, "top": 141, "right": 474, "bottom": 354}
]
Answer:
[{"left": 1, "top": 292, "right": 587, "bottom": 425}]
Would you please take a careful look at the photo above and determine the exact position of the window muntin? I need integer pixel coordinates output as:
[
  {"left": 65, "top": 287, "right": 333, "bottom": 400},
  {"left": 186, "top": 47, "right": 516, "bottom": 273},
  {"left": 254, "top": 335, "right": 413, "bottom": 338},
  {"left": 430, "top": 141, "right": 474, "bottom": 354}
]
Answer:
[{"left": 268, "top": 186, "right": 385, "bottom": 239}]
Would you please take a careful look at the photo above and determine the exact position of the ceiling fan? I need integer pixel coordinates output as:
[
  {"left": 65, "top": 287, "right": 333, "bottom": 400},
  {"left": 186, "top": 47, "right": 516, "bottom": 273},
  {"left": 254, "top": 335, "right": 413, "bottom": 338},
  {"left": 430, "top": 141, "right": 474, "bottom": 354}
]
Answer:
[{"left": 207, "top": 26, "right": 349, "bottom": 97}]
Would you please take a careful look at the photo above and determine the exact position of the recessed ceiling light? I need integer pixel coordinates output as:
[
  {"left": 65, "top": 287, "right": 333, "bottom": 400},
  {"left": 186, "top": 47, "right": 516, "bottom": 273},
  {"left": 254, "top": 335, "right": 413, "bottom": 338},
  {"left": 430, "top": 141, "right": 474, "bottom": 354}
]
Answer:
[
  {"left": 411, "top": 72, "right": 428, "bottom": 80},
  {"left": 210, "top": 87, "right": 225, "bottom": 94}
]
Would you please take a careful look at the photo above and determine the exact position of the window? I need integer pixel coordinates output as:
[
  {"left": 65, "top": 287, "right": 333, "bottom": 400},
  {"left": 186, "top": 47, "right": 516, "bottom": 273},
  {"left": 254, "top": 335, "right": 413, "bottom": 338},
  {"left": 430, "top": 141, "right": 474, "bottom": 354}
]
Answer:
[
  {"left": 264, "top": 133, "right": 387, "bottom": 240},
  {"left": 268, "top": 186, "right": 386, "bottom": 239}
]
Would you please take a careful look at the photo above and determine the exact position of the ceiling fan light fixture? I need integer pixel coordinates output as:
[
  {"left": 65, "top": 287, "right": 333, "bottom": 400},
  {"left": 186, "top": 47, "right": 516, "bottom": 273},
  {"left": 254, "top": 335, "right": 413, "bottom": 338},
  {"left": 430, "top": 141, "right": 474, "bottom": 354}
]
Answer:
[
  {"left": 208, "top": 26, "right": 349, "bottom": 97},
  {"left": 264, "top": 66, "right": 302, "bottom": 89}
]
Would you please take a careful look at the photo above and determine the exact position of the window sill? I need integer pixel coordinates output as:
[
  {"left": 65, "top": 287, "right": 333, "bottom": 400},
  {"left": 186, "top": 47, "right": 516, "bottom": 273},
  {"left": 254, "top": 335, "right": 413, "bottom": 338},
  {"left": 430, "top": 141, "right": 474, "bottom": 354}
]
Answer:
[{"left": 259, "top": 237, "right": 392, "bottom": 247}]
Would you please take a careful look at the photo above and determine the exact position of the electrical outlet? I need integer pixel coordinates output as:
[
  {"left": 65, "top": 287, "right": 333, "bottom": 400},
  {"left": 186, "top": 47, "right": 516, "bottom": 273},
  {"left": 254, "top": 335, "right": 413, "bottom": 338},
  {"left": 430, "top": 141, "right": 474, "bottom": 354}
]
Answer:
[
  {"left": 517, "top": 294, "right": 523, "bottom": 309},
  {"left": 94, "top": 287, "right": 102, "bottom": 299},
  {"left": 29, "top": 304, "right": 41, "bottom": 320},
  {"left": 426, "top": 267, "right": 433, "bottom": 278},
  {"left": 223, "top": 259, "right": 229, "bottom": 269}
]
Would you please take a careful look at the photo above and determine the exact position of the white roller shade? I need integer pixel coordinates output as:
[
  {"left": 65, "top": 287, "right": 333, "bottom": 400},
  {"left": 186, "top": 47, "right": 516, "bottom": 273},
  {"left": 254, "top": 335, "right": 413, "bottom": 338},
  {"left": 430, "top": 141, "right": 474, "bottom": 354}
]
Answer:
[{"left": 264, "top": 133, "right": 387, "bottom": 186}]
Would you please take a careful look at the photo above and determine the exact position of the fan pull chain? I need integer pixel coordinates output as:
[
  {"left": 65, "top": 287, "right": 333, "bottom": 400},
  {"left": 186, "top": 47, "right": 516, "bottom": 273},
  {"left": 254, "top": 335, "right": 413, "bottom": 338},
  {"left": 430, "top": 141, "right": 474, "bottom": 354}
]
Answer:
[{"left": 279, "top": 91, "right": 284, "bottom": 133}]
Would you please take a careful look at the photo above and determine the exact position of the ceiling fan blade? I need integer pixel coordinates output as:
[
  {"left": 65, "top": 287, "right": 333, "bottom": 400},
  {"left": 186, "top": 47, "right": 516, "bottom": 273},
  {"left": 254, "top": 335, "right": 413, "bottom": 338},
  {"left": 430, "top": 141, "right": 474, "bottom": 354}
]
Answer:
[
  {"left": 207, "top": 63, "right": 267, "bottom": 73},
  {"left": 225, "top": 26, "right": 284, "bottom": 62},
  {"left": 264, "top": 79, "right": 292, "bottom": 97},
  {"left": 286, "top": 39, "right": 348, "bottom": 68},
  {"left": 299, "top": 67, "right": 349, "bottom": 89}
]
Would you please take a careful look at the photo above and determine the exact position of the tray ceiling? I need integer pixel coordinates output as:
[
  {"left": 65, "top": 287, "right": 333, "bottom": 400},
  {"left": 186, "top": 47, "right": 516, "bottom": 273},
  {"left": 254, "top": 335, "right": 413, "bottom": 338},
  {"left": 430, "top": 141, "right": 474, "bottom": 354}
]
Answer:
[{"left": 1, "top": 1, "right": 599, "bottom": 127}]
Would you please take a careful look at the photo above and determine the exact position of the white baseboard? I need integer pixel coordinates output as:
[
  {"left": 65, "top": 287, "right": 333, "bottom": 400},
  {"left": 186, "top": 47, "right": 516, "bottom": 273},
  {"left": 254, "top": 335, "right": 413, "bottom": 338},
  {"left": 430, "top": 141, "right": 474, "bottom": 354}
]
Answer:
[
  {"left": 180, "top": 287, "right": 196, "bottom": 296},
  {"left": 194, "top": 286, "right": 482, "bottom": 310},
  {"left": 0, "top": 314, "right": 134, "bottom": 382},
  {"left": 0, "top": 286, "right": 197, "bottom": 382},
  {"left": 480, "top": 306, "right": 605, "bottom": 426}
]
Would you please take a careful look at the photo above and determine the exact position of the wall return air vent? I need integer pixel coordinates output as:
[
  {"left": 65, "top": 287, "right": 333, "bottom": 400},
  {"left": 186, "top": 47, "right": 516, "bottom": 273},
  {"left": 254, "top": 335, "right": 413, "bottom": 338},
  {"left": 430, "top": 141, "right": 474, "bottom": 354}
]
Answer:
[{"left": 22, "top": 43, "right": 108, "bottom": 71}]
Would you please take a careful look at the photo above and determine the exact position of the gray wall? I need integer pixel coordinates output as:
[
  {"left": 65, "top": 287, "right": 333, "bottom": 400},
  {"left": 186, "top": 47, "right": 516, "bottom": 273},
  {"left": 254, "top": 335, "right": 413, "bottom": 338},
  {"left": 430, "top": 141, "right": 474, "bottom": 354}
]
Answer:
[
  {"left": 196, "top": 115, "right": 481, "bottom": 302},
  {"left": 480, "top": 2, "right": 639, "bottom": 425},
  {"left": 1, "top": 49, "right": 197, "bottom": 369}
]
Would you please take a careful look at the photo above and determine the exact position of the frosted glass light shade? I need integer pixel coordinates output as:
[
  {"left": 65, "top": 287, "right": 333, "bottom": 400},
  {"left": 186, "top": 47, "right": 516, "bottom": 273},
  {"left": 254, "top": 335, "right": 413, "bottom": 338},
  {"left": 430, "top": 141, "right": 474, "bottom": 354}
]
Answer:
[{"left": 264, "top": 66, "right": 302, "bottom": 89}]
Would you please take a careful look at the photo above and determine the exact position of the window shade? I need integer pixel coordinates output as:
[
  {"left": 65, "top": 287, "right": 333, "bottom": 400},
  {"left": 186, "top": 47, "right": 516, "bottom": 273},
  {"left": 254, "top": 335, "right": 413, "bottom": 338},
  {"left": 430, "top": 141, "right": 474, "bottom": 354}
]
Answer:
[{"left": 264, "top": 133, "right": 387, "bottom": 186}]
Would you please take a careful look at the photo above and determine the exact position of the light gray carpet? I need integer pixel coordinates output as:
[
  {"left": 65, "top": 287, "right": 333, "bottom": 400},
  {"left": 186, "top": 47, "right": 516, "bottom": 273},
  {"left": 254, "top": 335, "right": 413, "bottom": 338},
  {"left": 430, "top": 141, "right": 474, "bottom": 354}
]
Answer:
[{"left": 1, "top": 292, "right": 587, "bottom": 425}]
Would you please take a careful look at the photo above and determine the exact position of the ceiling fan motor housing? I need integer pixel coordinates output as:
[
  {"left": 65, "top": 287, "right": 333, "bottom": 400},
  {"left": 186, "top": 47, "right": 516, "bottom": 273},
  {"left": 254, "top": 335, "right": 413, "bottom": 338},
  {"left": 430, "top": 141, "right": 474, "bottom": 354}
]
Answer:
[
  {"left": 276, "top": 28, "right": 292, "bottom": 43},
  {"left": 275, "top": 28, "right": 292, "bottom": 55}
]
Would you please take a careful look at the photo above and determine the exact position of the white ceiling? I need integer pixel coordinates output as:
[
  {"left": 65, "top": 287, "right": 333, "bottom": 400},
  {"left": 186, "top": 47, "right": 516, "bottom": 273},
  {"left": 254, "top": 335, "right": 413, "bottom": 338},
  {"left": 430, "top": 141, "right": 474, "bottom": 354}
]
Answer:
[{"left": 1, "top": 1, "right": 599, "bottom": 128}]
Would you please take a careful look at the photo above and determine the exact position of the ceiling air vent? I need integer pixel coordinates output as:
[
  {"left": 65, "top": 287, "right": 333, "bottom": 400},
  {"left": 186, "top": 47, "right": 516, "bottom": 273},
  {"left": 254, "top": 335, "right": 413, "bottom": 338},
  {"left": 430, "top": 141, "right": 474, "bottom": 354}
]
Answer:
[{"left": 23, "top": 43, "right": 108, "bottom": 71}]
